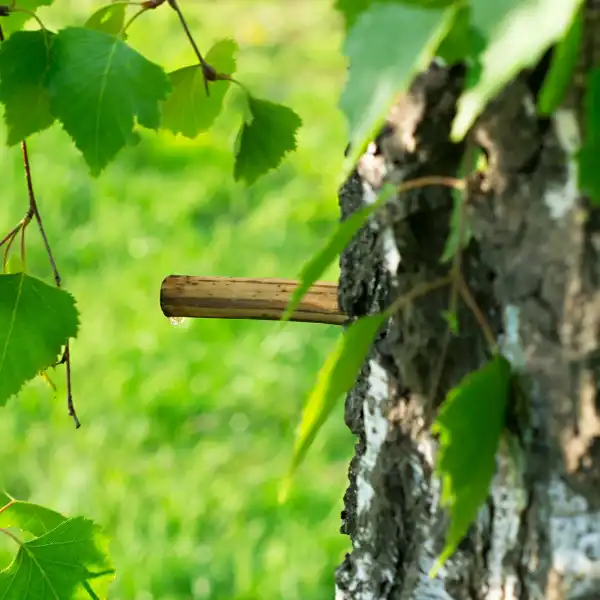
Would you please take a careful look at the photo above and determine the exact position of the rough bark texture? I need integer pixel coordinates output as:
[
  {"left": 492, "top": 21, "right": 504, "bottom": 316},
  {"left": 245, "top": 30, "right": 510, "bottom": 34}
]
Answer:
[{"left": 335, "top": 3, "right": 600, "bottom": 599}]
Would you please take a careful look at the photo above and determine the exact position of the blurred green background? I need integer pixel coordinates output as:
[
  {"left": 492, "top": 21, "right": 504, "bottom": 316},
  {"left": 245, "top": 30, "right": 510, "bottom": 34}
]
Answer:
[{"left": 0, "top": 2, "right": 354, "bottom": 598}]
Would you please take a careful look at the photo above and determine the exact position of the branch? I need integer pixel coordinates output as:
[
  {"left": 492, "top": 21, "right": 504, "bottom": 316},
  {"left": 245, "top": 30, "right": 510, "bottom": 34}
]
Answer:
[
  {"left": 167, "top": 0, "right": 212, "bottom": 94},
  {"left": 21, "top": 140, "right": 80, "bottom": 428},
  {"left": 21, "top": 142, "right": 60, "bottom": 286},
  {"left": 140, "top": 0, "right": 215, "bottom": 91},
  {"left": 160, "top": 276, "right": 346, "bottom": 325}
]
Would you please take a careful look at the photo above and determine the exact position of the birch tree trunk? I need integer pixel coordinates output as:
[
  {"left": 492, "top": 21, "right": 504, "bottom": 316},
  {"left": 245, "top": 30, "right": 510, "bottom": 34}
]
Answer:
[{"left": 334, "top": 3, "right": 600, "bottom": 599}]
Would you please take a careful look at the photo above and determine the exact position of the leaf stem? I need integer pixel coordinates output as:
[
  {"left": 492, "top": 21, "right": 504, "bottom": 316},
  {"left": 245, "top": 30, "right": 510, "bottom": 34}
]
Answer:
[
  {"left": 64, "top": 343, "right": 80, "bottom": 428},
  {"left": 427, "top": 326, "right": 451, "bottom": 424},
  {"left": 384, "top": 275, "right": 452, "bottom": 317},
  {"left": 0, "top": 499, "right": 15, "bottom": 516},
  {"left": 1, "top": 213, "right": 32, "bottom": 273},
  {"left": 21, "top": 141, "right": 60, "bottom": 287},
  {"left": 2, "top": 228, "right": 18, "bottom": 272},
  {"left": 0, "top": 220, "right": 25, "bottom": 251},
  {"left": 167, "top": 0, "right": 211, "bottom": 95},
  {"left": 0, "top": 528, "right": 22, "bottom": 546},
  {"left": 9, "top": 6, "right": 46, "bottom": 31},
  {"left": 228, "top": 76, "right": 247, "bottom": 91},
  {"left": 448, "top": 218, "right": 463, "bottom": 319},
  {"left": 396, "top": 175, "right": 465, "bottom": 196},
  {"left": 19, "top": 214, "right": 27, "bottom": 270},
  {"left": 458, "top": 274, "right": 497, "bottom": 353},
  {"left": 97, "top": 0, "right": 146, "bottom": 36},
  {"left": 105, "top": 0, "right": 144, "bottom": 6},
  {"left": 122, "top": 6, "right": 148, "bottom": 33},
  {"left": 445, "top": 182, "right": 471, "bottom": 337}
]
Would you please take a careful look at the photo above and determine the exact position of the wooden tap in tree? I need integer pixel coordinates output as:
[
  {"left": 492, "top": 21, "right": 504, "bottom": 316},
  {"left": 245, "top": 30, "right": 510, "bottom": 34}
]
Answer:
[{"left": 160, "top": 276, "right": 346, "bottom": 325}]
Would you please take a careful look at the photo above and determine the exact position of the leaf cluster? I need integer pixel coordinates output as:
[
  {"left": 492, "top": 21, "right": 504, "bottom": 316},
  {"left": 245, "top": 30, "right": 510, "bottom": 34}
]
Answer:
[
  {"left": 0, "top": 2, "right": 302, "bottom": 183},
  {"left": 0, "top": 494, "right": 114, "bottom": 599},
  {"left": 1, "top": 0, "right": 598, "bottom": 591}
]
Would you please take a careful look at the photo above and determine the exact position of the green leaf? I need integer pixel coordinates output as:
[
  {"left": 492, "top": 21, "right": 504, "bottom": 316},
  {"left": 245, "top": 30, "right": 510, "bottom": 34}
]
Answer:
[
  {"left": 0, "top": 273, "right": 79, "bottom": 406},
  {"left": 233, "top": 95, "right": 302, "bottom": 186},
  {"left": 47, "top": 27, "right": 171, "bottom": 175},
  {"left": 0, "top": 517, "right": 115, "bottom": 599},
  {"left": 162, "top": 39, "right": 238, "bottom": 138},
  {"left": 451, "top": 0, "right": 583, "bottom": 141},
  {"left": 0, "top": 500, "right": 66, "bottom": 538},
  {"left": 84, "top": 2, "right": 128, "bottom": 38},
  {"left": 340, "top": 2, "right": 455, "bottom": 171},
  {"left": 280, "top": 314, "right": 385, "bottom": 501},
  {"left": 537, "top": 7, "right": 582, "bottom": 115},
  {"left": 442, "top": 310, "right": 459, "bottom": 335},
  {"left": 334, "top": 0, "right": 455, "bottom": 30},
  {"left": 334, "top": 0, "right": 373, "bottom": 29},
  {"left": 579, "top": 68, "right": 600, "bottom": 205},
  {"left": 0, "top": 30, "right": 55, "bottom": 145},
  {"left": 1, "top": 0, "right": 53, "bottom": 37},
  {"left": 436, "top": 5, "right": 469, "bottom": 65},
  {"left": 435, "top": 4, "right": 485, "bottom": 66},
  {"left": 431, "top": 355, "right": 511, "bottom": 573},
  {"left": 282, "top": 184, "right": 396, "bottom": 323}
]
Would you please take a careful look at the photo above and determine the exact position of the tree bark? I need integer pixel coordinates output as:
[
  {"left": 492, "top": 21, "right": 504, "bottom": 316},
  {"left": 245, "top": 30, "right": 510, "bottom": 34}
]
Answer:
[{"left": 334, "top": 4, "right": 600, "bottom": 599}]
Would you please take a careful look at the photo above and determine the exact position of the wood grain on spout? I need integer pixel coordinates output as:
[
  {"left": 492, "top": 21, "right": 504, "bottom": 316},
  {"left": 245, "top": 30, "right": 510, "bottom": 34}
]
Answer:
[{"left": 160, "top": 276, "right": 346, "bottom": 325}]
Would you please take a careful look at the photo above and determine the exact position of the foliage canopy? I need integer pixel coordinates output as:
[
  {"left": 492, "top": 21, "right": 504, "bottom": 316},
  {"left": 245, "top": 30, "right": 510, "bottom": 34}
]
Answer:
[{"left": 0, "top": 0, "right": 595, "bottom": 596}]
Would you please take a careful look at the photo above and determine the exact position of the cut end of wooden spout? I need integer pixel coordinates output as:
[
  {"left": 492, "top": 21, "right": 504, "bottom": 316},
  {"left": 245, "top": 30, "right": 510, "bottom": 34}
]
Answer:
[{"left": 160, "top": 275, "right": 347, "bottom": 325}]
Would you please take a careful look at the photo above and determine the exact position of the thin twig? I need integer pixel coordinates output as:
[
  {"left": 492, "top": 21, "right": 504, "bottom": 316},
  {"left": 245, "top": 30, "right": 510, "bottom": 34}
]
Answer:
[
  {"left": 448, "top": 203, "right": 465, "bottom": 321},
  {"left": 20, "top": 139, "right": 80, "bottom": 427},
  {"left": 2, "top": 229, "right": 18, "bottom": 272},
  {"left": 108, "top": 0, "right": 144, "bottom": 7},
  {"left": 2, "top": 215, "right": 32, "bottom": 272},
  {"left": 0, "top": 220, "right": 24, "bottom": 250},
  {"left": 423, "top": 166, "right": 474, "bottom": 424},
  {"left": 396, "top": 175, "right": 465, "bottom": 197},
  {"left": 64, "top": 343, "right": 80, "bottom": 428},
  {"left": 167, "top": 0, "right": 211, "bottom": 95},
  {"left": 426, "top": 187, "right": 467, "bottom": 421},
  {"left": 385, "top": 275, "right": 452, "bottom": 317},
  {"left": 8, "top": 7, "right": 46, "bottom": 31},
  {"left": 458, "top": 274, "right": 497, "bottom": 353},
  {"left": 447, "top": 148, "right": 477, "bottom": 323},
  {"left": 19, "top": 215, "right": 27, "bottom": 270},
  {"left": 22, "top": 141, "right": 61, "bottom": 288},
  {"left": 426, "top": 326, "right": 451, "bottom": 425}
]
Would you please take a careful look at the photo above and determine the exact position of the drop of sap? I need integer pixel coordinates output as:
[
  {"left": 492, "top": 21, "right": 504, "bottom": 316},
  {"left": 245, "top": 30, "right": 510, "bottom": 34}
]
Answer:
[{"left": 168, "top": 316, "right": 185, "bottom": 326}]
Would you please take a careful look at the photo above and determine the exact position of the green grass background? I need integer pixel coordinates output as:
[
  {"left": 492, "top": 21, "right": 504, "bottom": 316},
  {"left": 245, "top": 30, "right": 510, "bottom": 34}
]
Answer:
[{"left": 0, "top": 1, "right": 354, "bottom": 598}]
